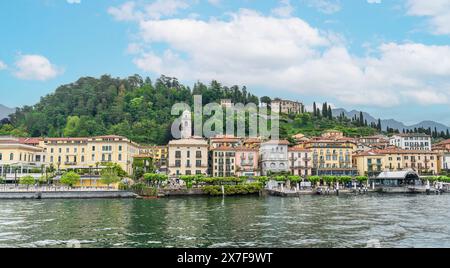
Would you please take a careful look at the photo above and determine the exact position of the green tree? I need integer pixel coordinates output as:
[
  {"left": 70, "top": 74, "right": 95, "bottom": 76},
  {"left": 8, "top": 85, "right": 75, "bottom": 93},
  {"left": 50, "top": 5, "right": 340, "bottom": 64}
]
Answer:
[
  {"left": 60, "top": 171, "right": 80, "bottom": 188},
  {"left": 63, "top": 116, "right": 81, "bottom": 137},
  {"left": 144, "top": 173, "right": 168, "bottom": 188},
  {"left": 100, "top": 167, "right": 121, "bottom": 188},
  {"left": 356, "top": 176, "right": 368, "bottom": 184},
  {"left": 307, "top": 176, "right": 321, "bottom": 187},
  {"left": 260, "top": 96, "right": 271, "bottom": 105},
  {"left": 20, "top": 176, "right": 35, "bottom": 189}
]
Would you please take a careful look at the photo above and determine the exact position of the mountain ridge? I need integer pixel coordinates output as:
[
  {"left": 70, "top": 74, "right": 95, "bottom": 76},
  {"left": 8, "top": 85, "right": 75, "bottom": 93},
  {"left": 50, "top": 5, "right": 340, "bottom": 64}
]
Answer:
[
  {"left": 332, "top": 108, "right": 450, "bottom": 133},
  {"left": 0, "top": 104, "right": 15, "bottom": 120}
]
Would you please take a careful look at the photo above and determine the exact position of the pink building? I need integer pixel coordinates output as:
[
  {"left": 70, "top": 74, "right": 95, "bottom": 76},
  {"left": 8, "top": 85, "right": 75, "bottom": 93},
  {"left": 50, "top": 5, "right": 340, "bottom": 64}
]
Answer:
[{"left": 235, "top": 147, "right": 260, "bottom": 177}]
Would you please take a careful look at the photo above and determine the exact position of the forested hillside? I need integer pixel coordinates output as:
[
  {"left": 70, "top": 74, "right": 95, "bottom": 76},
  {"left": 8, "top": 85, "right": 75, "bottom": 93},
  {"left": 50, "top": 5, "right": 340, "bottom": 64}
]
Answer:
[{"left": 3, "top": 75, "right": 260, "bottom": 144}]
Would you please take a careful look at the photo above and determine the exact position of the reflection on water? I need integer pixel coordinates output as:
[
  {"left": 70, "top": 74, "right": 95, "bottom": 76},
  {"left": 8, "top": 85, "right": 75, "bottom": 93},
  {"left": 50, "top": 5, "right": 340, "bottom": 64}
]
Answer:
[{"left": 0, "top": 194, "right": 449, "bottom": 248}]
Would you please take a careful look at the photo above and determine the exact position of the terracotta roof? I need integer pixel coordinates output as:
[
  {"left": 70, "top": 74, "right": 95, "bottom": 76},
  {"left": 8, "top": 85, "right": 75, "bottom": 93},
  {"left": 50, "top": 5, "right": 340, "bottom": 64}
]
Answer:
[
  {"left": 374, "top": 148, "right": 437, "bottom": 154},
  {"left": 18, "top": 137, "right": 42, "bottom": 145},
  {"left": 211, "top": 146, "right": 237, "bottom": 151},
  {"left": 44, "top": 137, "right": 89, "bottom": 142},
  {"left": 393, "top": 133, "right": 431, "bottom": 138},
  {"left": 353, "top": 151, "right": 385, "bottom": 157},
  {"left": 261, "top": 139, "right": 290, "bottom": 145},
  {"left": 210, "top": 138, "right": 241, "bottom": 143},
  {"left": 288, "top": 147, "right": 311, "bottom": 152},
  {"left": 234, "top": 146, "right": 258, "bottom": 152},
  {"left": 436, "top": 139, "right": 450, "bottom": 146},
  {"left": 93, "top": 135, "right": 127, "bottom": 139}
]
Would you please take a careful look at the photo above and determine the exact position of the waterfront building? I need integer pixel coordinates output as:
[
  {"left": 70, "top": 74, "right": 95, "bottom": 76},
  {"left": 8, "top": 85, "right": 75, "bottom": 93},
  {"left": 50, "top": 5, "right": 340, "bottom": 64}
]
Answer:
[
  {"left": 321, "top": 130, "right": 345, "bottom": 139},
  {"left": 271, "top": 99, "right": 303, "bottom": 115},
  {"left": 352, "top": 151, "right": 386, "bottom": 177},
  {"left": 209, "top": 135, "right": 241, "bottom": 149},
  {"left": 235, "top": 147, "right": 260, "bottom": 177},
  {"left": 138, "top": 145, "right": 168, "bottom": 173},
  {"left": 211, "top": 146, "right": 236, "bottom": 177},
  {"left": 167, "top": 138, "right": 209, "bottom": 176},
  {"left": 442, "top": 153, "right": 450, "bottom": 172},
  {"left": 292, "top": 133, "right": 310, "bottom": 144},
  {"left": 304, "top": 138, "right": 358, "bottom": 176},
  {"left": 359, "top": 135, "right": 389, "bottom": 146},
  {"left": 432, "top": 139, "right": 450, "bottom": 153},
  {"left": 43, "top": 135, "right": 139, "bottom": 175},
  {"left": 353, "top": 148, "right": 439, "bottom": 176},
  {"left": 0, "top": 136, "right": 47, "bottom": 181},
  {"left": 288, "top": 147, "right": 312, "bottom": 177},
  {"left": 242, "top": 138, "right": 262, "bottom": 149},
  {"left": 389, "top": 133, "right": 431, "bottom": 151},
  {"left": 370, "top": 170, "right": 422, "bottom": 187},
  {"left": 260, "top": 140, "right": 290, "bottom": 175}
]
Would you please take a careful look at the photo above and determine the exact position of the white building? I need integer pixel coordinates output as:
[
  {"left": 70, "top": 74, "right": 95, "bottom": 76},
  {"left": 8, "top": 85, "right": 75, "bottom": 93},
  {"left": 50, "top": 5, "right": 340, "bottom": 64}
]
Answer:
[
  {"left": 260, "top": 140, "right": 290, "bottom": 175},
  {"left": 181, "top": 110, "right": 192, "bottom": 139},
  {"left": 443, "top": 153, "right": 450, "bottom": 171},
  {"left": 389, "top": 133, "right": 431, "bottom": 151},
  {"left": 271, "top": 99, "right": 303, "bottom": 115}
]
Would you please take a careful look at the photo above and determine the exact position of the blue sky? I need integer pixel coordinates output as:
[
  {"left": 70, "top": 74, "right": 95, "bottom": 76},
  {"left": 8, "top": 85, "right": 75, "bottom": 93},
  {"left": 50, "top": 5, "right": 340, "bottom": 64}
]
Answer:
[{"left": 1, "top": 0, "right": 450, "bottom": 125}]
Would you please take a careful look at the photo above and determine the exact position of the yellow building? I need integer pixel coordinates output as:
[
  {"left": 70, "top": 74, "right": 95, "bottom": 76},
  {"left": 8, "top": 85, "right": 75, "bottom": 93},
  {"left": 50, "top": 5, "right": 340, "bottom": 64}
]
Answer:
[
  {"left": 43, "top": 135, "right": 139, "bottom": 175},
  {"left": 211, "top": 146, "right": 236, "bottom": 177},
  {"left": 353, "top": 148, "right": 439, "bottom": 176},
  {"left": 304, "top": 138, "right": 358, "bottom": 176},
  {"left": 138, "top": 145, "right": 168, "bottom": 172},
  {"left": 0, "top": 137, "right": 47, "bottom": 181},
  {"left": 352, "top": 151, "right": 385, "bottom": 177},
  {"left": 168, "top": 138, "right": 209, "bottom": 176}
]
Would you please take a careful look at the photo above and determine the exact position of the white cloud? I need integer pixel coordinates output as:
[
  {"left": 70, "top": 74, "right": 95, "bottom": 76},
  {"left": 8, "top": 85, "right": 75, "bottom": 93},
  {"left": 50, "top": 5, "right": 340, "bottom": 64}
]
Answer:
[
  {"left": 367, "top": 0, "right": 381, "bottom": 4},
  {"left": 207, "top": 0, "right": 221, "bottom": 7},
  {"left": 108, "top": 0, "right": 190, "bottom": 21},
  {"left": 14, "top": 54, "right": 63, "bottom": 81},
  {"left": 109, "top": 6, "right": 450, "bottom": 107},
  {"left": 303, "top": 0, "right": 341, "bottom": 14},
  {"left": 271, "top": 0, "right": 294, "bottom": 18},
  {"left": 67, "top": 0, "right": 81, "bottom": 4},
  {"left": 0, "top": 60, "right": 7, "bottom": 70},
  {"left": 406, "top": 0, "right": 450, "bottom": 35}
]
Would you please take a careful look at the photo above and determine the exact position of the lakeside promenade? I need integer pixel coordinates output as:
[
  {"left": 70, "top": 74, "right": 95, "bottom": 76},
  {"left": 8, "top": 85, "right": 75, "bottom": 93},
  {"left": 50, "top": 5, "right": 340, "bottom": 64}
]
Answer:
[{"left": 0, "top": 185, "right": 137, "bottom": 199}]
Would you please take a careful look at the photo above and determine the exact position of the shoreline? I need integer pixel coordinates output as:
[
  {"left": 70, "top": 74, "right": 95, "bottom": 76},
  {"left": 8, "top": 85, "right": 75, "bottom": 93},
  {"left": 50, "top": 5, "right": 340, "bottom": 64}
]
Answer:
[{"left": 0, "top": 190, "right": 137, "bottom": 200}]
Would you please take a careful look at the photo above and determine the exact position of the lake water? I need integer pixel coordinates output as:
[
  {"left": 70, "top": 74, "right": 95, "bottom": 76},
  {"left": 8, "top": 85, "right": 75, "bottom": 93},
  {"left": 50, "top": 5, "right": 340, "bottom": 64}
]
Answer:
[{"left": 0, "top": 194, "right": 449, "bottom": 248}]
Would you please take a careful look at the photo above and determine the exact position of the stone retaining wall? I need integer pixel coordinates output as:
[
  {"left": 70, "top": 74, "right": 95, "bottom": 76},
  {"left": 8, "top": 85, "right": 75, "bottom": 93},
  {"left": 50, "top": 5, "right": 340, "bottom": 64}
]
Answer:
[{"left": 0, "top": 191, "right": 137, "bottom": 199}]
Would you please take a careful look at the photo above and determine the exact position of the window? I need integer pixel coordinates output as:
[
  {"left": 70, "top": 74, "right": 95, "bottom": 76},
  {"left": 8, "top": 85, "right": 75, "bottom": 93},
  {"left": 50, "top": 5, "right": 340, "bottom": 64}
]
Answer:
[
  {"left": 196, "top": 151, "right": 202, "bottom": 158},
  {"left": 92, "top": 146, "right": 96, "bottom": 151},
  {"left": 92, "top": 154, "right": 95, "bottom": 161},
  {"left": 175, "top": 151, "right": 181, "bottom": 158},
  {"left": 0, "top": 153, "right": 2, "bottom": 161},
  {"left": 119, "top": 145, "right": 122, "bottom": 151},
  {"left": 196, "top": 160, "right": 202, "bottom": 167},
  {"left": 118, "top": 154, "right": 122, "bottom": 161},
  {"left": 51, "top": 148, "right": 54, "bottom": 153},
  {"left": 10, "top": 153, "right": 13, "bottom": 161},
  {"left": 66, "top": 148, "right": 69, "bottom": 153},
  {"left": 81, "top": 156, "right": 85, "bottom": 162},
  {"left": 175, "top": 160, "right": 181, "bottom": 167}
]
